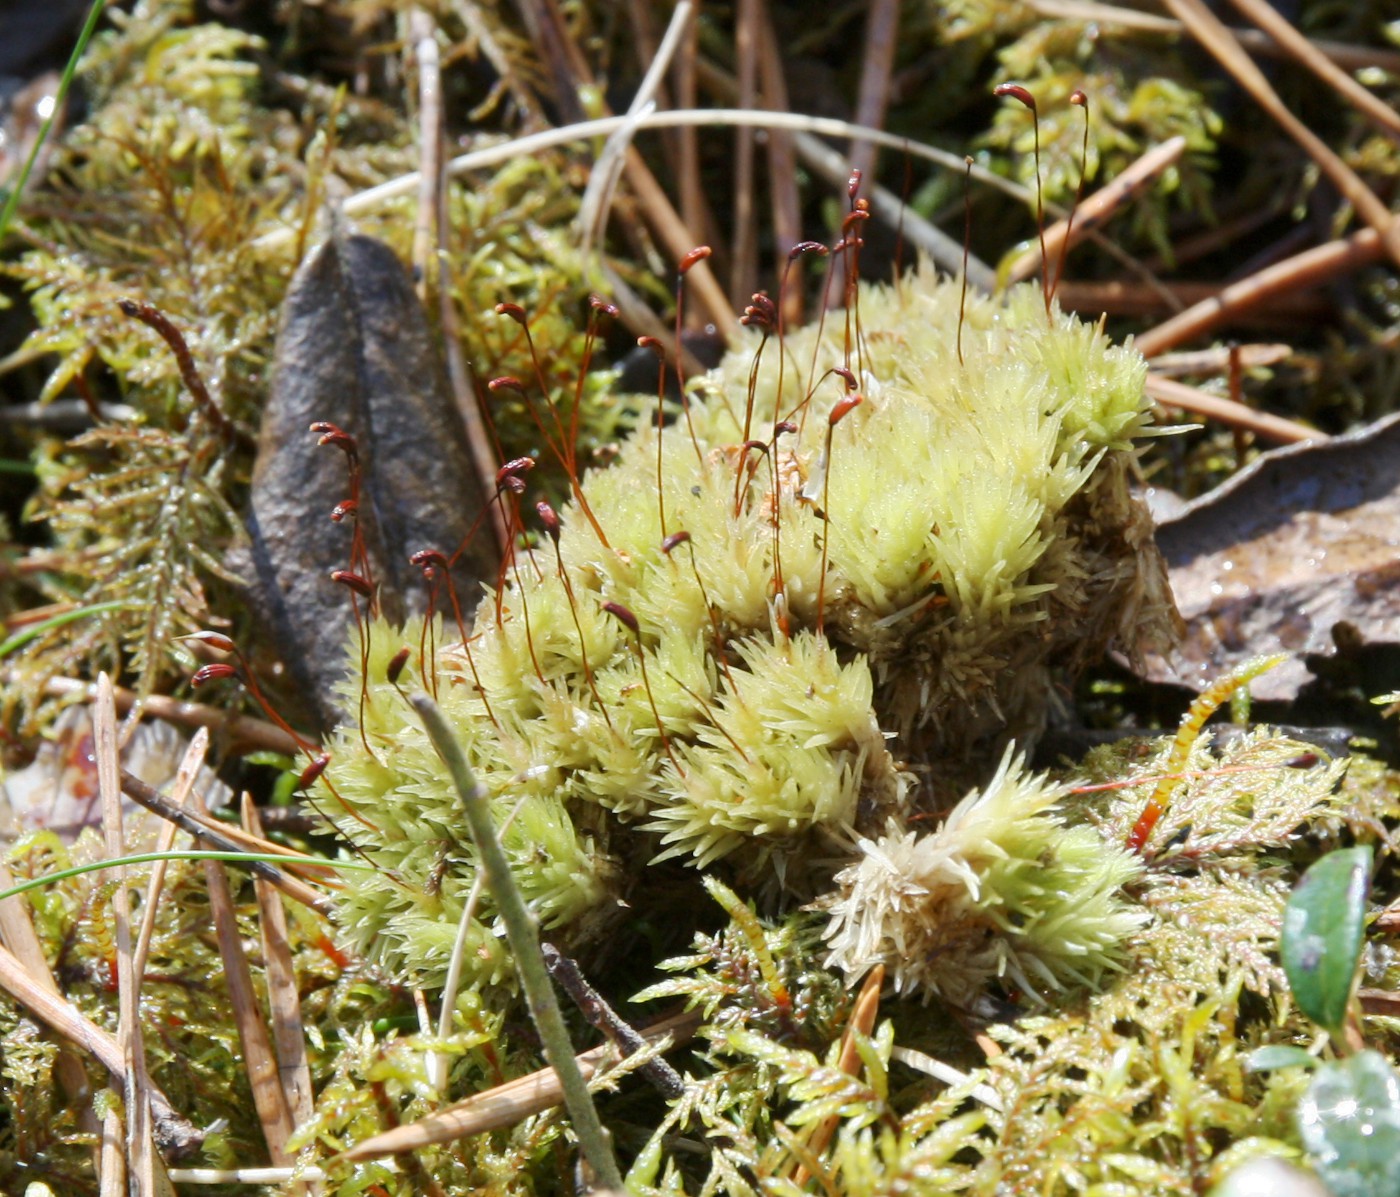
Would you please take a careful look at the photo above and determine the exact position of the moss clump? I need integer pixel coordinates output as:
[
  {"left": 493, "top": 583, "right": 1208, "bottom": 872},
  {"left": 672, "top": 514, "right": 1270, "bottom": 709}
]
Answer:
[{"left": 318, "top": 264, "right": 1173, "bottom": 990}]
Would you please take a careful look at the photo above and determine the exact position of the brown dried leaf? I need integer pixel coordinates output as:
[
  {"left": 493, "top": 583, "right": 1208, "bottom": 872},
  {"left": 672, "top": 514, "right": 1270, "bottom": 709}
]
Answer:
[
  {"left": 242, "top": 227, "right": 495, "bottom": 731},
  {"left": 1142, "top": 413, "right": 1400, "bottom": 700}
]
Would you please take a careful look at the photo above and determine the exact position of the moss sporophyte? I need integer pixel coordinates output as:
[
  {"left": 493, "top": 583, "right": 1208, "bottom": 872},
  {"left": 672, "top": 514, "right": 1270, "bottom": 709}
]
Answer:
[{"left": 308, "top": 261, "right": 1179, "bottom": 1000}]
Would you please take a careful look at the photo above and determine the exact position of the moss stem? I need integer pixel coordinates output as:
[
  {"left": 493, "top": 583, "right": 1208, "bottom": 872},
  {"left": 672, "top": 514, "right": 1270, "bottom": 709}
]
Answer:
[{"left": 410, "top": 693, "right": 624, "bottom": 1191}]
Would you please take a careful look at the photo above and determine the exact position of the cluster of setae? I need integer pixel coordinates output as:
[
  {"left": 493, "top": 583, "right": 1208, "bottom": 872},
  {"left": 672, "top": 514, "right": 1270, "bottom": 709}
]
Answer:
[{"left": 314, "top": 258, "right": 1177, "bottom": 1004}]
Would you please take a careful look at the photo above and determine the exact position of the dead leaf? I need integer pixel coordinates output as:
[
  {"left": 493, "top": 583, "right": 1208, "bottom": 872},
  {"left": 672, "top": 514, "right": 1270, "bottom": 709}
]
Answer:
[
  {"left": 241, "top": 226, "right": 495, "bottom": 732},
  {"left": 1141, "top": 412, "right": 1400, "bottom": 700}
]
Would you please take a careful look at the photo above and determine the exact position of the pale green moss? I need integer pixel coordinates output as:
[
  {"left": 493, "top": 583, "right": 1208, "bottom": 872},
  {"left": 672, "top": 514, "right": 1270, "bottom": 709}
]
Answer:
[{"left": 320, "top": 267, "right": 1171, "bottom": 989}]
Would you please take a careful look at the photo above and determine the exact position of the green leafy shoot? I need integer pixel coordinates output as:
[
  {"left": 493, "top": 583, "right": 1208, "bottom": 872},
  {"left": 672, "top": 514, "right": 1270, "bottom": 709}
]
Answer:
[{"left": 1281, "top": 845, "right": 1372, "bottom": 1040}]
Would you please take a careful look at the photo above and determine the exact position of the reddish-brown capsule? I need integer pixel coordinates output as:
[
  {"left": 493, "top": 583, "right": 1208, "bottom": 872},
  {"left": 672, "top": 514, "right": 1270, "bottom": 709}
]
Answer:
[
  {"left": 830, "top": 393, "right": 864, "bottom": 426},
  {"left": 637, "top": 335, "right": 665, "bottom": 356},
  {"left": 191, "top": 663, "right": 238, "bottom": 687},
  {"left": 487, "top": 375, "right": 526, "bottom": 395},
  {"left": 773, "top": 420, "right": 799, "bottom": 438},
  {"left": 789, "top": 240, "right": 828, "bottom": 261},
  {"left": 311, "top": 423, "right": 358, "bottom": 456},
  {"left": 386, "top": 646, "right": 412, "bottom": 685},
  {"left": 297, "top": 754, "right": 331, "bottom": 790},
  {"left": 847, "top": 168, "right": 862, "bottom": 199},
  {"left": 331, "top": 499, "right": 357, "bottom": 523},
  {"left": 741, "top": 292, "right": 777, "bottom": 331},
  {"left": 1070, "top": 88, "right": 1087, "bottom": 108},
  {"left": 660, "top": 530, "right": 691, "bottom": 555},
  {"left": 832, "top": 366, "right": 858, "bottom": 391},
  {"left": 410, "top": 548, "right": 447, "bottom": 573},
  {"left": 678, "top": 246, "right": 712, "bottom": 275},
  {"left": 495, "top": 457, "right": 535, "bottom": 487},
  {"left": 183, "top": 630, "right": 236, "bottom": 654},
  {"left": 494, "top": 302, "right": 528, "bottom": 325},
  {"left": 537, "top": 500, "right": 561, "bottom": 541},
  {"left": 331, "top": 570, "right": 374, "bottom": 598},
  {"left": 994, "top": 82, "right": 1037, "bottom": 111},
  {"left": 589, "top": 295, "right": 619, "bottom": 318},
  {"left": 602, "top": 601, "right": 640, "bottom": 635}
]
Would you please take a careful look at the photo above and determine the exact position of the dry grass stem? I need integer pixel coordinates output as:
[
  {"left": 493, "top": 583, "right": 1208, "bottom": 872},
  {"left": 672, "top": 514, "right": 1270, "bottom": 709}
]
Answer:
[
  {"left": 1164, "top": 0, "right": 1400, "bottom": 269},
  {"left": 0, "top": 938, "right": 199, "bottom": 1152},
  {"left": 889, "top": 1045, "right": 1004, "bottom": 1111},
  {"left": 1149, "top": 344, "right": 1291, "bottom": 376},
  {"left": 755, "top": 7, "right": 802, "bottom": 323},
  {"left": 338, "top": 1010, "right": 700, "bottom": 1161},
  {"left": 243, "top": 796, "right": 316, "bottom": 1129},
  {"left": 409, "top": 9, "right": 443, "bottom": 297},
  {"left": 201, "top": 821, "right": 297, "bottom": 1165},
  {"left": 253, "top": 110, "right": 1039, "bottom": 258},
  {"left": 98, "top": 1104, "right": 125, "bottom": 1197},
  {"left": 1026, "top": 0, "right": 1400, "bottom": 74},
  {"left": 131, "top": 727, "right": 209, "bottom": 982},
  {"left": 849, "top": 0, "right": 900, "bottom": 187},
  {"left": 1144, "top": 374, "right": 1322, "bottom": 443},
  {"left": 95, "top": 675, "right": 156, "bottom": 1197}
]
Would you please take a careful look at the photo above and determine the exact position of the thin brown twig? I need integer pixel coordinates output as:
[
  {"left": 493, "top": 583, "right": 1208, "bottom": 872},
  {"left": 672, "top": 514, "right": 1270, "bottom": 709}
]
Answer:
[
  {"left": 119, "top": 770, "right": 335, "bottom": 915},
  {"left": 513, "top": 0, "right": 732, "bottom": 330},
  {"left": 423, "top": 9, "right": 510, "bottom": 555},
  {"left": 1144, "top": 373, "right": 1322, "bottom": 444},
  {"left": 1163, "top": 0, "right": 1400, "bottom": 269},
  {"left": 1135, "top": 225, "right": 1386, "bottom": 357},
  {"left": 31, "top": 674, "right": 304, "bottom": 757},
  {"left": 671, "top": 3, "right": 712, "bottom": 252},
  {"left": 1056, "top": 277, "right": 1327, "bottom": 321},
  {"left": 1225, "top": 0, "right": 1400, "bottom": 141},
  {"left": 1007, "top": 136, "right": 1186, "bottom": 286}
]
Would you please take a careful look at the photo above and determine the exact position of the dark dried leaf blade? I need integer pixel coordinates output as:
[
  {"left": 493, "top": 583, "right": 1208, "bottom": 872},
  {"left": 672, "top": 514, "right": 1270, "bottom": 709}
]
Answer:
[{"left": 243, "top": 228, "right": 494, "bottom": 730}]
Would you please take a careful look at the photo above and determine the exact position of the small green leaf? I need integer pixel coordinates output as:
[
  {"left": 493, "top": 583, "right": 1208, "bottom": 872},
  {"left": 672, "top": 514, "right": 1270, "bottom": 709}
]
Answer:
[
  {"left": 1299, "top": 1051, "right": 1400, "bottom": 1197},
  {"left": 1281, "top": 846, "right": 1372, "bottom": 1035},
  {"left": 1245, "top": 1045, "right": 1318, "bottom": 1074}
]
